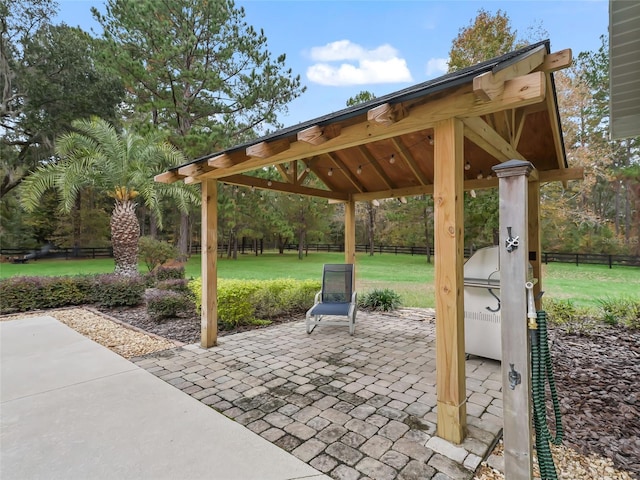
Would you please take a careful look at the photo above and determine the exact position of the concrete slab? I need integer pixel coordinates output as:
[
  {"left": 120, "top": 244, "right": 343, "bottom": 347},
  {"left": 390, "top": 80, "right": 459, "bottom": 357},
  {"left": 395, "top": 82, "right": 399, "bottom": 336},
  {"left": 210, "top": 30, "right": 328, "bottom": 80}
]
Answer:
[{"left": 0, "top": 316, "right": 329, "bottom": 480}]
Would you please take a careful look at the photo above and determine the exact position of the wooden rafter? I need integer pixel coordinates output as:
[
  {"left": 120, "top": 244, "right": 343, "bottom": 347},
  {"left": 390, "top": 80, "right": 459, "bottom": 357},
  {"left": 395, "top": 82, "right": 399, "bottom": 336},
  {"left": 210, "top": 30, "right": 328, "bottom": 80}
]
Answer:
[
  {"left": 275, "top": 163, "right": 292, "bottom": 183},
  {"left": 195, "top": 72, "right": 546, "bottom": 181},
  {"left": 178, "top": 162, "right": 214, "bottom": 178},
  {"left": 154, "top": 171, "right": 184, "bottom": 184},
  {"left": 220, "top": 174, "right": 348, "bottom": 201},
  {"left": 536, "top": 49, "right": 572, "bottom": 73},
  {"left": 391, "top": 138, "right": 429, "bottom": 185},
  {"left": 209, "top": 153, "right": 247, "bottom": 169},
  {"left": 357, "top": 146, "right": 394, "bottom": 189},
  {"left": 326, "top": 152, "right": 365, "bottom": 193},
  {"left": 463, "top": 116, "right": 525, "bottom": 162}
]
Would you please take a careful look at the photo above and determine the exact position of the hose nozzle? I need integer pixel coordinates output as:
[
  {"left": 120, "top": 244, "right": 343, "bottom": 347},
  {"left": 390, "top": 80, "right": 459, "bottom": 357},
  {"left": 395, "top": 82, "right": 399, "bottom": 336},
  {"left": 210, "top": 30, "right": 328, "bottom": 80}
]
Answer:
[{"left": 526, "top": 281, "right": 538, "bottom": 329}]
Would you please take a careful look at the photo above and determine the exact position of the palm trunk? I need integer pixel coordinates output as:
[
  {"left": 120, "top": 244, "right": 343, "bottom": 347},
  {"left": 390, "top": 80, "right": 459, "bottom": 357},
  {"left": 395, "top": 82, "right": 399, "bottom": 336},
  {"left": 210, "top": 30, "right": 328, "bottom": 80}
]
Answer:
[{"left": 110, "top": 200, "right": 140, "bottom": 276}]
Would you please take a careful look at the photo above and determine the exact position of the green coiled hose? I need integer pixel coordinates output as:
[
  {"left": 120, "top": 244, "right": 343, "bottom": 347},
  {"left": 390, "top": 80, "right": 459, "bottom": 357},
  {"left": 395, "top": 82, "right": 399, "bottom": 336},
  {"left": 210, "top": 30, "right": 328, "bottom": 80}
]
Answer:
[{"left": 531, "top": 309, "right": 564, "bottom": 479}]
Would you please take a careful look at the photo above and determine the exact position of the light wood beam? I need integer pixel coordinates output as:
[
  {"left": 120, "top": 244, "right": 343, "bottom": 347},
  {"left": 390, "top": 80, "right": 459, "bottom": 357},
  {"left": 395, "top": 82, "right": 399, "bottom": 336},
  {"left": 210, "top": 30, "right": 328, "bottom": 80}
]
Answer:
[
  {"left": 219, "top": 174, "right": 349, "bottom": 201},
  {"left": 544, "top": 72, "right": 567, "bottom": 171},
  {"left": 297, "top": 161, "right": 311, "bottom": 185},
  {"left": 200, "top": 179, "right": 218, "bottom": 348},
  {"left": 391, "top": 138, "right": 429, "bottom": 185},
  {"left": 327, "top": 153, "right": 364, "bottom": 193},
  {"left": 297, "top": 124, "right": 341, "bottom": 145},
  {"left": 208, "top": 153, "right": 248, "bottom": 169},
  {"left": 154, "top": 171, "right": 184, "bottom": 184},
  {"left": 434, "top": 117, "right": 466, "bottom": 444},
  {"left": 367, "top": 103, "right": 407, "bottom": 126},
  {"left": 463, "top": 116, "right": 525, "bottom": 162},
  {"left": 276, "top": 163, "right": 292, "bottom": 183},
  {"left": 512, "top": 109, "right": 527, "bottom": 147},
  {"left": 357, "top": 146, "right": 394, "bottom": 189},
  {"left": 184, "top": 176, "right": 201, "bottom": 185},
  {"left": 344, "top": 197, "right": 356, "bottom": 276},
  {"left": 349, "top": 167, "right": 582, "bottom": 202},
  {"left": 198, "top": 72, "right": 546, "bottom": 180},
  {"left": 473, "top": 45, "right": 546, "bottom": 101},
  {"left": 246, "top": 138, "right": 290, "bottom": 159},
  {"left": 178, "top": 163, "right": 213, "bottom": 177},
  {"left": 536, "top": 49, "right": 572, "bottom": 73}
]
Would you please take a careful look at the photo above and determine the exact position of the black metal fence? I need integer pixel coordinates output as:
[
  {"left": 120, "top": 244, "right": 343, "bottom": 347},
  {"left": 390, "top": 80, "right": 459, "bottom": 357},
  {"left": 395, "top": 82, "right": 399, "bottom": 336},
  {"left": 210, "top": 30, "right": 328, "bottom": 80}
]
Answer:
[{"left": 3, "top": 244, "right": 639, "bottom": 268}]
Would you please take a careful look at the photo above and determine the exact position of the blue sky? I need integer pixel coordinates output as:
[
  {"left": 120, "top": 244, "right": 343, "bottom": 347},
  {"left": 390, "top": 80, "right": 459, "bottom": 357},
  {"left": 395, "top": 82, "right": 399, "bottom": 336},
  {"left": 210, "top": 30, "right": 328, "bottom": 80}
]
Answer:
[{"left": 56, "top": 0, "right": 608, "bottom": 128}]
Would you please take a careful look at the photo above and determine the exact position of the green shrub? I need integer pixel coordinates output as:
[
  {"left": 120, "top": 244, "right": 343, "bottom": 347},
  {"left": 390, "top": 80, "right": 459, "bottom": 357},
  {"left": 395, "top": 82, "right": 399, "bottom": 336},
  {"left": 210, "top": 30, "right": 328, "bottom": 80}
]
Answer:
[
  {"left": 597, "top": 296, "right": 640, "bottom": 329},
  {"left": 93, "top": 274, "right": 145, "bottom": 308},
  {"left": 542, "top": 298, "right": 597, "bottom": 334},
  {"left": 360, "top": 288, "right": 401, "bottom": 312},
  {"left": 0, "top": 275, "right": 95, "bottom": 313},
  {"left": 145, "top": 289, "right": 194, "bottom": 321},
  {"left": 154, "top": 265, "right": 185, "bottom": 281},
  {"left": 138, "top": 237, "right": 177, "bottom": 272},
  {"left": 157, "top": 279, "right": 190, "bottom": 294},
  {"left": 188, "top": 278, "right": 321, "bottom": 330},
  {"left": 0, "top": 276, "right": 46, "bottom": 314}
]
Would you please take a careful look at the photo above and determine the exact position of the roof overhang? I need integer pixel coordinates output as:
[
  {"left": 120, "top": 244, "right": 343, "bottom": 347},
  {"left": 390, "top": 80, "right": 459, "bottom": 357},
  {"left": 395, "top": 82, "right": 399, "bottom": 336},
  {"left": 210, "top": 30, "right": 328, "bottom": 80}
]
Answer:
[{"left": 157, "top": 41, "right": 582, "bottom": 200}]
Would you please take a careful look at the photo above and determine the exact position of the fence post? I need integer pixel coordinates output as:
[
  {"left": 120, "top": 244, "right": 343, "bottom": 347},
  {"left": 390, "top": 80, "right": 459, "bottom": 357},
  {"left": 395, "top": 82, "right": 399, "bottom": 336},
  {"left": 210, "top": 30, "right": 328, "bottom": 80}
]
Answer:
[{"left": 576, "top": 253, "right": 579, "bottom": 266}]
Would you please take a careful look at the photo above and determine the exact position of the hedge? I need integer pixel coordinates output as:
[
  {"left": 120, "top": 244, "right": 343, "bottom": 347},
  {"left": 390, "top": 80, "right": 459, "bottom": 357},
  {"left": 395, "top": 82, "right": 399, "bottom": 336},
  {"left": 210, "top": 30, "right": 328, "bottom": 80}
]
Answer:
[{"left": 0, "top": 274, "right": 145, "bottom": 314}]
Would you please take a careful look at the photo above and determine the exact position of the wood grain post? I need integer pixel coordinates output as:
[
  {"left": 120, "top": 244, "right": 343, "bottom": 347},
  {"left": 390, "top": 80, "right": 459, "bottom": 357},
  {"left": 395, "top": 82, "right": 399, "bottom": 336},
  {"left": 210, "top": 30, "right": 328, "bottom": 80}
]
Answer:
[
  {"left": 434, "top": 117, "right": 467, "bottom": 444},
  {"left": 201, "top": 179, "right": 218, "bottom": 348},
  {"left": 492, "top": 160, "right": 534, "bottom": 480},
  {"left": 344, "top": 197, "right": 356, "bottom": 289},
  {"left": 528, "top": 180, "right": 542, "bottom": 309}
]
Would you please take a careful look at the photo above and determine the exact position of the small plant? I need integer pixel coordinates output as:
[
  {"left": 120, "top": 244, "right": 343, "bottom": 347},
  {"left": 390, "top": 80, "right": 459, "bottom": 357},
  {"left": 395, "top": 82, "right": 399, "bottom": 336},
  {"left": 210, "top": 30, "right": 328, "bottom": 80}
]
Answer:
[
  {"left": 543, "top": 298, "right": 598, "bottom": 334},
  {"left": 153, "top": 264, "right": 185, "bottom": 281},
  {"left": 138, "top": 237, "right": 177, "bottom": 272},
  {"left": 156, "top": 278, "right": 190, "bottom": 294},
  {"left": 145, "top": 289, "right": 194, "bottom": 321},
  {"left": 597, "top": 296, "right": 640, "bottom": 329},
  {"left": 360, "top": 288, "right": 401, "bottom": 312}
]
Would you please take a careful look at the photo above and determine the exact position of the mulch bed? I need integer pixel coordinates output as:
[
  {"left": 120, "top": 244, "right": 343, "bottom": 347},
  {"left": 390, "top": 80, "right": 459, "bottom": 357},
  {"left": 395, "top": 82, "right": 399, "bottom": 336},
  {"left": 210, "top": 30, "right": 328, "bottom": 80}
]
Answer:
[
  {"left": 549, "top": 326, "right": 640, "bottom": 477},
  {"left": 101, "top": 305, "right": 639, "bottom": 478}
]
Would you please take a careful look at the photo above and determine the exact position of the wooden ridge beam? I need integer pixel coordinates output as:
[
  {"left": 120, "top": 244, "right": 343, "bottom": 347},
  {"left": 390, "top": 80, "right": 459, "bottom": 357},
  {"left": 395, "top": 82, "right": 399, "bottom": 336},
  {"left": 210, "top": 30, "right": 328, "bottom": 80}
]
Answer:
[
  {"left": 463, "top": 116, "right": 526, "bottom": 162},
  {"left": 474, "top": 45, "right": 546, "bottom": 101},
  {"left": 220, "top": 174, "right": 349, "bottom": 201},
  {"left": 246, "top": 138, "right": 290, "bottom": 159},
  {"left": 297, "top": 124, "right": 341, "bottom": 145},
  {"left": 391, "top": 138, "right": 429, "bottom": 185},
  {"left": 367, "top": 103, "right": 407, "bottom": 126}
]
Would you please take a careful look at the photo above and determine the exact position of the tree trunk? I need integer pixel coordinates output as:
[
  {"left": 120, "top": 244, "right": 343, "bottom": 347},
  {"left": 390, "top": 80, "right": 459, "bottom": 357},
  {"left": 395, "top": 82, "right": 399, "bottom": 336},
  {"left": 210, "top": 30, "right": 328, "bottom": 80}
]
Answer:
[
  {"left": 110, "top": 200, "right": 140, "bottom": 276},
  {"left": 367, "top": 201, "right": 375, "bottom": 256},
  {"left": 423, "top": 203, "right": 432, "bottom": 264},
  {"left": 298, "top": 230, "right": 304, "bottom": 260},
  {"left": 149, "top": 213, "right": 158, "bottom": 239},
  {"left": 177, "top": 212, "right": 189, "bottom": 261}
]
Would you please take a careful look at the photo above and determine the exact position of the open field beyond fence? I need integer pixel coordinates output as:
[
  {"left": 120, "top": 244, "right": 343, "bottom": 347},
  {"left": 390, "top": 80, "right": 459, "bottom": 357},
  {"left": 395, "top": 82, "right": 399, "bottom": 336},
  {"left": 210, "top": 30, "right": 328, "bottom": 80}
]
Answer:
[{"left": 1, "top": 252, "right": 638, "bottom": 308}]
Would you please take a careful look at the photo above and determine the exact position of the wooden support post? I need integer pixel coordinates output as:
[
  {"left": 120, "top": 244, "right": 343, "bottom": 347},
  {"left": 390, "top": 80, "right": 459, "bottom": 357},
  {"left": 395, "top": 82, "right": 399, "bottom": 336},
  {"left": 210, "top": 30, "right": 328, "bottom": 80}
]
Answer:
[
  {"left": 528, "top": 179, "right": 542, "bottom": 309},
  {"left": 492, "top": 160, "right": 534, "bottom": 480},
  {"left": 201, "top": 179, "right": 218, "bottom": 348},
  {"left": 344, "top": 197, "right": 356, "bottom": 289},
  {"left": 434, "top": 117, "right": 467, "bottom": 444}
]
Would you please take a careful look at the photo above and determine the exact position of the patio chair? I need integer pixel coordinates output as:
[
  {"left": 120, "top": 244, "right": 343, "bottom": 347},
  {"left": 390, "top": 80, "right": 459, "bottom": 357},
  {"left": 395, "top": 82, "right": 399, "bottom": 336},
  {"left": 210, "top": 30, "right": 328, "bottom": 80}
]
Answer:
[{"left": 306, "top": 264, "right": 357, "bottom": 335}]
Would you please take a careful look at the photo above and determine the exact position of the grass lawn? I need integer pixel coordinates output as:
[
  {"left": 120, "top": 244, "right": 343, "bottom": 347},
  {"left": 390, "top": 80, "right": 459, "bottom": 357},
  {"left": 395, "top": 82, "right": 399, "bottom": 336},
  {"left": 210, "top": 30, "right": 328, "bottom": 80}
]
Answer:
[{"left": 1, "top": 251, "right": 638, "bottom": 308}]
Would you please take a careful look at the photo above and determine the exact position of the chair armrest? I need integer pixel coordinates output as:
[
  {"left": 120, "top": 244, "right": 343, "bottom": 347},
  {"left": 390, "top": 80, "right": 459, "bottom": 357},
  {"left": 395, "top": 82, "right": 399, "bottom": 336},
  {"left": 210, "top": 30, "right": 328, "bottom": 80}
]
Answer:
[
  {"left": 314, "top": 291, "right": 322, "bottom": 304},
  {"left": 351, "top": 292, "right": 357, "bottom": 303}
]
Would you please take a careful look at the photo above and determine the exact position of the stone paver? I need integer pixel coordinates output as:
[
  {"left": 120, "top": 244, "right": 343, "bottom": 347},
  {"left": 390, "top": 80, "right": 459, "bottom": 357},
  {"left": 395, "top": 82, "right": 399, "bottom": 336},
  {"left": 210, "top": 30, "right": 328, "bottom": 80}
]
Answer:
[{"left": 134, "top": 310, "right": 502, "bottom": 480}]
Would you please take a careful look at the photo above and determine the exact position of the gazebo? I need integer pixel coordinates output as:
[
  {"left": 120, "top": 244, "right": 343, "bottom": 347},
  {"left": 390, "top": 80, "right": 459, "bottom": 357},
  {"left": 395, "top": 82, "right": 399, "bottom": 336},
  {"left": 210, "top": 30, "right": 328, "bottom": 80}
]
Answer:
[{"left": 156, "top": 40, "right": 581, "bottom": 446}]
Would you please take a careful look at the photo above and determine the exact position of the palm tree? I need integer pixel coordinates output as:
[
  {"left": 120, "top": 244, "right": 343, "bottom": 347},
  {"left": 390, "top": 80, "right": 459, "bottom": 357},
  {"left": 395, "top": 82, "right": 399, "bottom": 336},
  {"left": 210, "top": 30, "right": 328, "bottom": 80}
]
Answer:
[{"left": 20, "top": 117, "right": 197, "bottom": 276}]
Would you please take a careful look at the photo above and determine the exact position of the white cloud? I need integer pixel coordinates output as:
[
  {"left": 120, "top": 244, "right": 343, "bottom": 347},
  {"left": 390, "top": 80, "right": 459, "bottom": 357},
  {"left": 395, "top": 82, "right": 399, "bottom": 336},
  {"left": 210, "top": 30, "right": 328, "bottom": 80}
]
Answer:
[
  {"left": 306, "top": 40, "right": 413, "bottom": 86},
  {"left": 425, "top": 57, "right": 449, "bottom": 78}
]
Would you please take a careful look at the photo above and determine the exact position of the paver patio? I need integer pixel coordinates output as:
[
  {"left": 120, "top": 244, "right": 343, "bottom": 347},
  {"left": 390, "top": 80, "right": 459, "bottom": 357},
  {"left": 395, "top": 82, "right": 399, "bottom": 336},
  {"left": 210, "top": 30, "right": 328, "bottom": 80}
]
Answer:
[{"left": 134, "top": 310, "right": 503, "bottom": 480}]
